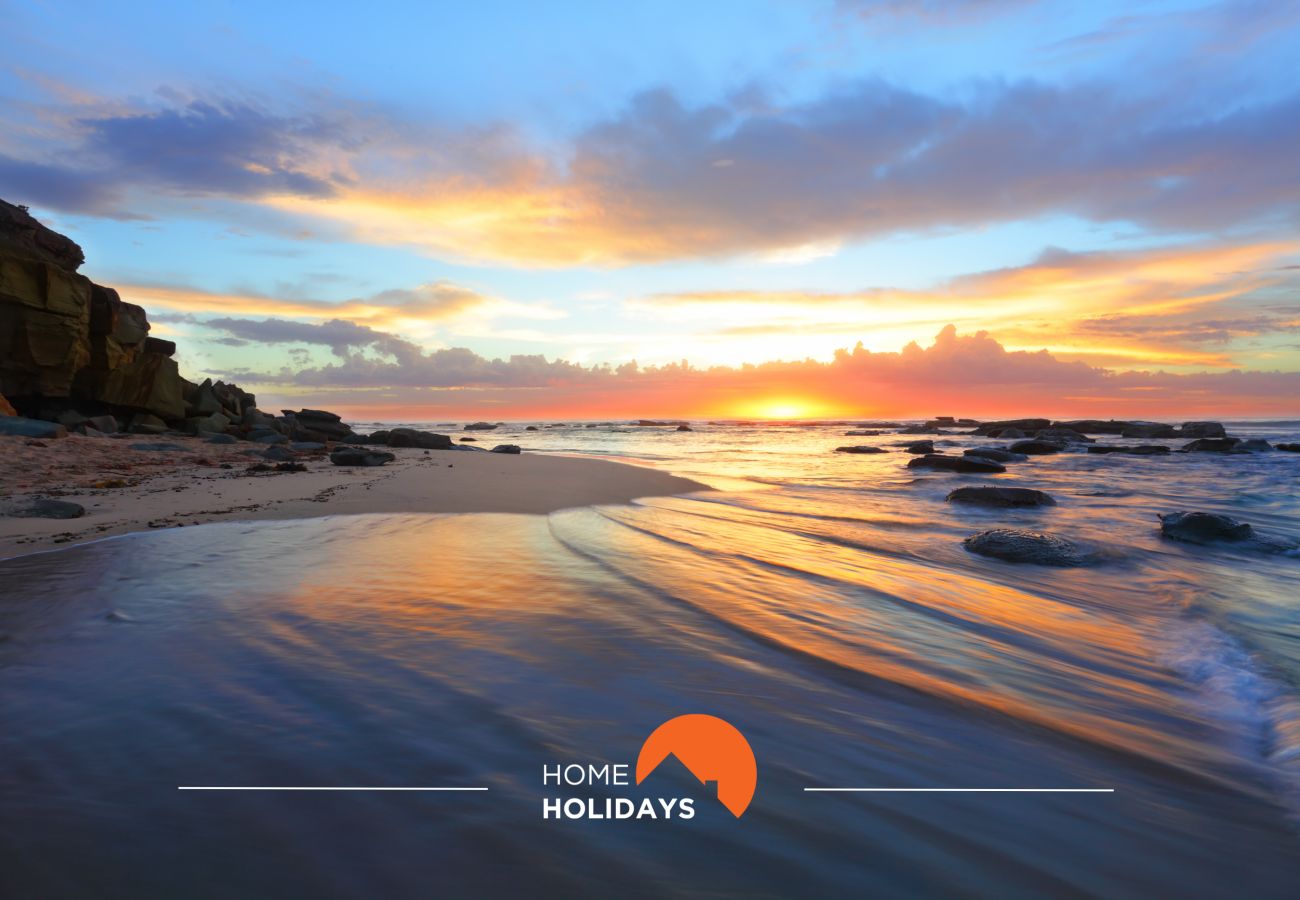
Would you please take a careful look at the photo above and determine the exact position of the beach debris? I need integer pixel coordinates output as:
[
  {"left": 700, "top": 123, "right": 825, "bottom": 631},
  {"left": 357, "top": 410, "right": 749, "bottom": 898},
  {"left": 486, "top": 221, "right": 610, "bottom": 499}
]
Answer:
[
  {"left": 0, "top": 498, "right": 85, "bottom": 519},
  {"left": 490, "top": 444, "right": 522, "bottom": 454},
  {"left": 963, "top": 528, "right": 1086, "bottom": 566},
  {"left": 946, "top": 486, "right": 1056, "bottom": 507},
  {"left": 908, "top": 454, "right": 1005, "bottom": 473},
  {"left": 836, "top": 445, "right": 887, "bottom": 454},
  {"left": 329, "top": 448, "right": 396, "bottom": 466}
]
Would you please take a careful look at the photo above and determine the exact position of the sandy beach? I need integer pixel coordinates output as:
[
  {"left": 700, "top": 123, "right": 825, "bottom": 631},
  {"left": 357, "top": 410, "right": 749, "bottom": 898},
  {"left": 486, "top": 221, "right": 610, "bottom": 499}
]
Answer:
[{"left": 0, "top": 434, "right": 709, "bottom": 559}]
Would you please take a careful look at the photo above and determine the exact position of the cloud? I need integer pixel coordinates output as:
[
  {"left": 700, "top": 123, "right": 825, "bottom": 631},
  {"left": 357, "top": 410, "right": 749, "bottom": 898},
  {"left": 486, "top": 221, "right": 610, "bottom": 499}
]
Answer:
[
  {"left": 5, "top": 74, "right": 1299, "bottom": 266},
  {"left": 204, "top": 317, "right": 422, "bottom": 358},
  {"left": 835, "top": 0, "right": 1036, "bottom": 27},
  {"left": 211, "top": 324, "right": 1300, "bottom": 419}
]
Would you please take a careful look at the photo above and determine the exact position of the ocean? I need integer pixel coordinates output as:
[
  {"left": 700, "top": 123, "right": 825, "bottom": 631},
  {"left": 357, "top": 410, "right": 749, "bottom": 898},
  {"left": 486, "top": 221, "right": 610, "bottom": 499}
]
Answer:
[{"left": 3, "top": 420, "right": 1299, "bottom": 897}]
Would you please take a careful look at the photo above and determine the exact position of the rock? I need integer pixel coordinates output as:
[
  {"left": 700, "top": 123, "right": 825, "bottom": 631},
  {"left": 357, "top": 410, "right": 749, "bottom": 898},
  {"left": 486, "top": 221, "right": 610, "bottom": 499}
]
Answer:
[
  {"left": 0, "top": 498, "right": 85, "bottom": 519},
  {"left": 0, "top": 416, "right": 67, "bottom": 438},
  {"left": 384, "top": 427, "right": 452, "bottom": 449},
  {"left": 973, "top": 418, "right": 1050, "bottom": 436},
  {"left": 251, "top": 431, "right": 289, "bottom": 445},
  {"left": 1181, "top": 437, "right": 1240, "bottom": 452},
  {"left": 1034, "top": 427, "right": 1094, "bottom": 444},
  {"left": 85, "top": 414, "right": 118, "bottom": 434},
  {"left": 1237, "top": 439, "right": 1272, "bottom": 452},
  {"left": 836, "top": 445, "right": 887, "bottom": 454},
  {"left": 997, "top": 428, "right": 1026, "bottom": 439},
  {"left": 1277, "top": 443, "right": 1300, "bottom": 452},
  {"left": 0, "top": 391, "right": 15, "bottom": 416},
  {"left": 0, "top": 199, "right": 85, "bottom": 271},
  {"left": 188, "top": 412, "right": 230, "bottom": 435},
  {"left": 904, "top": 440, "right": 935, "bottom": 454},
  {"left": 1009, "top": 440, "right": 1065, "bottom": 455},
  {"left": 459, "top": 436, "right": 477, "bottom": 442},
  {"left": 963, "top": 447, "right": 1027, "bottom": 463},
  {"left": 490, "top": 444, "right": 522, "bottom": 454},
  {"left": 261, "top": 445, "right": 297, "bottom": 462},
  {"left": 284, "top": 408, "right": 356, "bottom": 442},
  {"left": 1121, "top": 422, "right": 1178, "bottom": 439},
  {"left": 946, "top": 486, "right": 1056, "bottom": 507},
  {"left": 963, "top": 529, "right": 1086, "bottom": 566},
  {"left": 1087, "top": 445, "right": 1171, "bottom": 455},
  {"left": 899, "top": 424, "right": 948, "bottom": 434},
  {"left": 844, "top": 430, "right": 882, "bottom": 436},
  {"left": 908, "top": 454, "right": 1005, "bottom": 473},
  {"left": 130, "top": 442, "right": 187, "bottom": 452},
  {"left": 329, "top": 448, "right": 395, "bottom": 466},
  {"left": 205, "top": 433, "right": 239, "bottom": 444},
  {"left": 526, "top": 426, "right": 538, "bottom": 431},
  {"left": 1179, "top": 421, "right": 1226, "bottom": 438},
  {"left": 676, "top": 424, "right": 692, "bottom": 431},
  {"left": 129, "top": 412, "right": 168, "bottom": 434},
  {"left": 1157, "top": 511, "right": 1253, "bottom": 544},
  {"left": 1054, "top": 419, "right": 1132, "bottom": 435},
  {"left": 465, "top": 421, "right": 499, "bottom": 431},
  {"left": 289, "top": 441, "right": 326, "bottom": 452}
]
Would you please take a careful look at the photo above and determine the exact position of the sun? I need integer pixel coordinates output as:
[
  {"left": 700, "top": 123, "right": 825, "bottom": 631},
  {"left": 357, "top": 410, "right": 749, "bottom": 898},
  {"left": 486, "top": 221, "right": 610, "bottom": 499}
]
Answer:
[{"left": 733, "top": 398, "right": 831, "bottom": 420}]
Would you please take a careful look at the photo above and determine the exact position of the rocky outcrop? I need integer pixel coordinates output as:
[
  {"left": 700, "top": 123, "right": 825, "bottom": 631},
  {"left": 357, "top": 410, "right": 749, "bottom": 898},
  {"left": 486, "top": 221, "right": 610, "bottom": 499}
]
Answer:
[
  {"left": 1181, "top": 437, "right": 1239, "bottom": 452},
  {"left": 963, "top": 447, "right": 1027, "bottom": 462},
  {"left": 904, "top": 440, "right": 935, "bottom": 454},
  {"left": 465, "top": 421, "right": 499, "bottom": 430},
  {"left": 368, "top": 427, "right": 452, "bottom": 449},
  {"left": 973, "top": 418, "right": 1050, "bottom": 437},
  {"left": 836, "top": 445, "right": 887, "bottom": 454},
  {"left": 1, "top": 198, "right": 193, "bottom": 424},
  {"left": 1009, "top": 440, "right": 1065, "bottom": 455}
]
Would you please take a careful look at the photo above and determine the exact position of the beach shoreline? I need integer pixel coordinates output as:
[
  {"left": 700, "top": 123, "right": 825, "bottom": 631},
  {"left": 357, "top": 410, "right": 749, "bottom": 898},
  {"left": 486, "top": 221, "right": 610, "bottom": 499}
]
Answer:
[{"left": 0, "top": 434, "right": 710, "bottom": 560}]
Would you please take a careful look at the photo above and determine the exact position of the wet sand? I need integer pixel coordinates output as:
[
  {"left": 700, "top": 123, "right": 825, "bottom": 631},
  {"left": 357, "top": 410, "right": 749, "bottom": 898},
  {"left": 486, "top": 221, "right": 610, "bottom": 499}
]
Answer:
[{"left": 0, "top": 435, "right": 709, "bottom": 559}]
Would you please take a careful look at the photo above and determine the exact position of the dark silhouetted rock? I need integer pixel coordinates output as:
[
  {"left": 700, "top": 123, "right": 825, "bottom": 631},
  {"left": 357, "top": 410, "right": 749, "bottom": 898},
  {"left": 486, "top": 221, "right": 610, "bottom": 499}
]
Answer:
[
  {"left": 1181, "top": 437, "right": 1240, "bottom": 452},
  {"left": 128, "top": 412, "right": 168, "bottom": 434},
  {"left": 1034, "top": 427, "right": 1094, "bottom": 444},
  {"left": 947, "top": 486, "right": 1056, "bottom": 507},
  {"left": 385, "top": 427, "right": 452, "bottom": 449},
  {"left": 963, "top": 529, "right": 1086, "bottom": 566},
  {"left": 1087, "top": 445, "right": 1171, "bottom": 455},
  {"left": 1237, "top": 439, "right": 1272, "bottom": 452},
  {"left": 844, "top": 429, "right": 881, "bottom": 436},
  {"left": 1010, "top": 440, "right": 1065, "bottom": 455},
  {"left": 676, "top": 424, "right": 692, "bottom": 431},
  {"left": 330, "top": 448, "right": 395, "bottom": 466},
  {"left": 908, "top": 454, "right": 1005, "bottom": 473},
  {"left": 526, "top": 426, "right": 538, "bottom": 431},
  {"left": 490, "top": 444, "right": 522, "bottom": 454},
  {"left": 205, "top": 433, "right": 238, "bottom": 444},
  {"left": 1, "top": 498, "right": 85, "bottom": 519},
  {"left": 0, "top": 416, "right": 66, "bottom": 438},
  {"left": 465, "top": 421, "right": 499, "bottom": 430},
  {"left": 964, "top": 447, "right": 1028, "bottom": 463},
  {"left": 974, "top": 418, "right": 1050, "bottom": 436},
  {"left": 1278, "top": 443, "right": 1300, "bottom": 452},
  {"left": 905, "top": 440, "right": 935, "bottom": 454},
  {"left": 1179, "top": 421, "right": 1226, "bottom": 438},
  {"left": 0, "top": 199, "right": 84, "bottom": 271},
  {"left": 836, "top": 445, "right": 887, "bottom": 454},
  {"left": 261, "top": 445, "right": 297, "bottom": 462},
  {"left": 1121, "top": 422, "right": 1178, "bottom": 439},
  {"left": 459, "top": 436, "right": 477, "bottom": 442},
  {"left": 289, "top": 441, "right": 326, "bottom": 452},
  {"left": 285, "top": 408, "right": 356, "bottom": 442},
  {"left": 1157, "top": 511, "right": 1252, "bottom": 544}
]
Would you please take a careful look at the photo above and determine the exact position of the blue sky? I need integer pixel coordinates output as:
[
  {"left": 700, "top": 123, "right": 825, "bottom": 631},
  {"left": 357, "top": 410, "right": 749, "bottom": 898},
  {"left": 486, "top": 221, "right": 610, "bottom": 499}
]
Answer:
[{"left": 2, "top": 0, "right": 1298, "bottom": 415}]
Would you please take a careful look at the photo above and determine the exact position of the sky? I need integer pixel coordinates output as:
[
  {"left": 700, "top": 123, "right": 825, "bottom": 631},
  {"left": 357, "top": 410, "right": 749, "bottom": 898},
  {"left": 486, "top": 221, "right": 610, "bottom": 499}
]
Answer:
[{"left": 2, "top": 0, "right": 1298, "bottom": 419}]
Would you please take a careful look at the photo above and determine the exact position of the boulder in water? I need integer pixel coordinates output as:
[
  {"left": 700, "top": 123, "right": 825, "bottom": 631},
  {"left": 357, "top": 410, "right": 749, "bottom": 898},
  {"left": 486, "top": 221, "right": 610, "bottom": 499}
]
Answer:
[
  {"left": 908, "top": 454, "right": 1005, "bottom": 473},
  {"left": 1237, "top": 439, "right": 1272, "bottom": 452},
  {"left": 1, "top": 498, "right": 85, "bottom": 519},
  {"left": 1087, "top": 445, "right": 1171, "bottom": 455},
  {"left": 963, "top": 529, "right": 1086, "bottom": 566},
  {"left": 963, "top": 447, "right": 1027, "bottom": 463},
  {"left": 947, "top": 486, "right": 1056, "bottom": 507},
  {"left": 464, "top": 421, "right": 498, "bottom": 431},
  {"left": 836, "top": 445, "right": 887, "bottom": 454},
  {"left": 1179, "top": 421, "right": 1226, "bottom": 438},
  {"left": 490, "top": 444, "right": 522, "bottom": 454},
  {"left": 1009, "top": 440, "right": 1065, "bottom": 455},
  {"left": 1158, "top": 511, "right": 1252, "bottom": 544},
  {"left": 1181, "top": 437, "right": 1239, "bottom": 452},
  {"left": 904, "top": 440, "right": 934, "bottom": 454},
  {"left": 1277, "top": 443, "right": 1300, "bottom": 452}
]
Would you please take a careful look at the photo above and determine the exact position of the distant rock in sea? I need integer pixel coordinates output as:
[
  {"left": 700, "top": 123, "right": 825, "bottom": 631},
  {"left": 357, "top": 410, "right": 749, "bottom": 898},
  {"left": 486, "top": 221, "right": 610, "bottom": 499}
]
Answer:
[
  {"left": 836, "top": 445, "right": 887, "bottom": 454},
  {"left": 947, "top": 486, "right": 1056, "bottom": 507}
]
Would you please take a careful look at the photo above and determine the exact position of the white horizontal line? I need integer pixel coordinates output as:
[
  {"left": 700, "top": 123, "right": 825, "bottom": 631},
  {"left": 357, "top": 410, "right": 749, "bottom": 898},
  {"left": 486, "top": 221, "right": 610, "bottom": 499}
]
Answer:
[
  {"left": 804, "top": 788, "right": 1113, "bottom": 793},
  {"left": 177, "top": 786, "right": 489, "bottom": 792}
]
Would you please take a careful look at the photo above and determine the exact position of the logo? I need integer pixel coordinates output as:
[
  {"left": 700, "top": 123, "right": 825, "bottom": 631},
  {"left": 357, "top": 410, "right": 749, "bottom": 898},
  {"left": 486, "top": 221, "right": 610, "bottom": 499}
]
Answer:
[
  {"left": 636, "top": 714, "right": 757, "bottom": 818},
  {"left": 541, "top": 714, "right": 757, "bottom": 820}
]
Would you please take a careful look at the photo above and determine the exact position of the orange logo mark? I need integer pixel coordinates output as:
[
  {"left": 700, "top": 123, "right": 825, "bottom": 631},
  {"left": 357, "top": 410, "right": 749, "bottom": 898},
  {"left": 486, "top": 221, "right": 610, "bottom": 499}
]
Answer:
[{"left": 635, "top": 714, "right": 757, "bottom": 817}]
